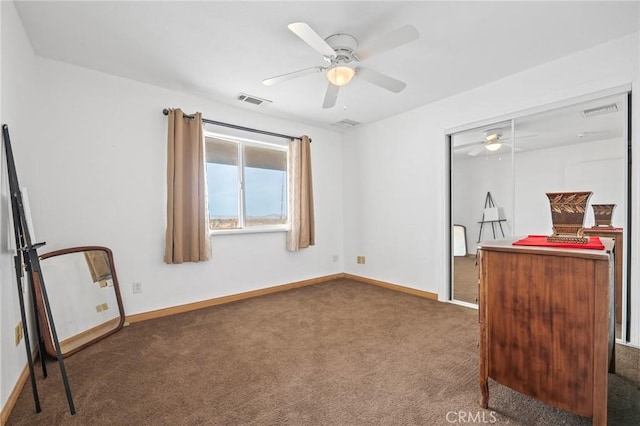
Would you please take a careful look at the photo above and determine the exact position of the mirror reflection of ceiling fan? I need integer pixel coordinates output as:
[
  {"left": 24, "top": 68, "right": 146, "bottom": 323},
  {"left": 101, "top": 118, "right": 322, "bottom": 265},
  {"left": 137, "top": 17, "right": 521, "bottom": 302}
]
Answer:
[
  {"left": 466, "top": 129, "right": 536, "bottom": 156},
  {"left": 263, "top": 22, "right": 419, "bottom": 108}
]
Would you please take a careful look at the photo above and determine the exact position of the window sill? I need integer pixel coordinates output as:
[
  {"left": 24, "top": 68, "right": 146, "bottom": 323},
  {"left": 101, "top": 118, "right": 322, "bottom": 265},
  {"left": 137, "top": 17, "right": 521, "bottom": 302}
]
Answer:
[{"left": 209, "top": 226, "right": 289, "bottom": 236}]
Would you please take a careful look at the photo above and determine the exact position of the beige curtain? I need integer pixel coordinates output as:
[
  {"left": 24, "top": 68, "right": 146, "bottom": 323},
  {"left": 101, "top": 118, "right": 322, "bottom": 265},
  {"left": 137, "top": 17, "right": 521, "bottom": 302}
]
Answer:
[
  {"left": 164, "top": 108, "right": 210, "bottom": 263},
  {"left": 287, "top": 135, "right": 315, "bottom": 251}
]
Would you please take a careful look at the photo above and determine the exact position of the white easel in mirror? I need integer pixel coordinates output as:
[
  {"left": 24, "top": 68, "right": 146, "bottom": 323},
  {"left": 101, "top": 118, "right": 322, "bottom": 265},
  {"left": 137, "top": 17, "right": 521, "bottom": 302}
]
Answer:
[{"left": 477, "top": 192, "right": 506, "bottom": 242}]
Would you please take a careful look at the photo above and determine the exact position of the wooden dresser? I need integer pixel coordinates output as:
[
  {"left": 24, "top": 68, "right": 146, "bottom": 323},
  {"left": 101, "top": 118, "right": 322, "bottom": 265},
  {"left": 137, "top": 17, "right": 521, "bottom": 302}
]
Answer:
[
  {"left": 478, "top": 238, "right": 614, "bottom": 425},
  {"left": 583, "top": 227, "right": 623, "bottom": 326}
]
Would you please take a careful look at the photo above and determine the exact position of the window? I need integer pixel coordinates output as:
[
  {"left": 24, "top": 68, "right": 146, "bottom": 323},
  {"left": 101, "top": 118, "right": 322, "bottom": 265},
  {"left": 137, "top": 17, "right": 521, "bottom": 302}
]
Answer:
[{"left": 205, "top": 133, "right": 288, "bottom": 232}]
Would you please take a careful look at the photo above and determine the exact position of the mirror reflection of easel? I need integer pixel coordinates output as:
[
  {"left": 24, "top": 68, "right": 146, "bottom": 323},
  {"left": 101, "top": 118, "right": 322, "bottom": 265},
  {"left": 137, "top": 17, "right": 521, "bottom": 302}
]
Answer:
[{"left": 477, "top": 192, "right": 506, "bottom": 242}]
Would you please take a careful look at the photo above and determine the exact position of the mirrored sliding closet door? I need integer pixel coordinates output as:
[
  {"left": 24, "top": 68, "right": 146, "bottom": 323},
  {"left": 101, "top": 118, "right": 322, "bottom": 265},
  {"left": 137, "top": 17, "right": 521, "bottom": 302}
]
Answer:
[{"left": 449, "top": 92, "right": 630, "bottom": 341}]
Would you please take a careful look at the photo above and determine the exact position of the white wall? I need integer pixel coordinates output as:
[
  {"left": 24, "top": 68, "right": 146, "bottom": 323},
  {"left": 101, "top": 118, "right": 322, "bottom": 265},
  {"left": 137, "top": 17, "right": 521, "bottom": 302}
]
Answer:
[
  {"left": 1, "top": 0, "right": 4, "bottom": 414},
  {"left": 343, "top": 116, "right": 443, "bottom": 289},
  {"left": 24, "top": 57, "right": 344, "bottom": 316},
  {"left": 1, "top": 0, "right": 344, "bottom": 411},
  {"left": 632, "top": 28, "right": 640, "bottom": 347},
  {"left": 0, "top": 0, "right": 39, "bottom": 412},
  {"left": 342, "top": 33, "right": 640, "bottom": 344}
]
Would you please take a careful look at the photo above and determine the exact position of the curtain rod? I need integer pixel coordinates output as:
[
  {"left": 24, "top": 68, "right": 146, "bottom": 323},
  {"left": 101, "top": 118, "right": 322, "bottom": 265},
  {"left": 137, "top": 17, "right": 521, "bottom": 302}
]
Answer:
[{"left": 162, "top": 109, "right": 309, "bottom": 142}]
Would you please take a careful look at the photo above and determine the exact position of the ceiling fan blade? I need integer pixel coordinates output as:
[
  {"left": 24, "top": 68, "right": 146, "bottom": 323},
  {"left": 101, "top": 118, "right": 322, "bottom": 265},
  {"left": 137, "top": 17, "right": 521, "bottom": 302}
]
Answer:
[
  {"left": 263, "top": 67, "right": 323, "bottom": 86},
  {"left": 288, "top": 22, "right": 336, "bottom": 58},
  {"left": 356, "top": 67, "right": 406, "bottom": 93},
  {"left": 467, "top": 142, "right": 522, "bottom": 156},
  {"left": 502, "top": 142, "right": 522, "bottom": 152},
  {"left": 355, "top": 25, "right": 419, "bottom": 60},
  {"left": 501, "top": 134, "right": 538, "bottom": 142},
  {"left": 467, "top": 144, "right": 486, "bottom": 156},
  {"left": 322, "top": 83, "right": 339, "bottom": 109}
]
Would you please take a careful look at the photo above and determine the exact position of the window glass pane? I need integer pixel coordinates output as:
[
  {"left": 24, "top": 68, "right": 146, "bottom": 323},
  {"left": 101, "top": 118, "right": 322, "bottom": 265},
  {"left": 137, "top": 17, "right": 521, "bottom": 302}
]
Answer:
[
  {"left": 207, "top": 138, "right": 239, "bottom": 229},
  {"left": 244, "top": 146, "right": 287, "bottom": 227}
]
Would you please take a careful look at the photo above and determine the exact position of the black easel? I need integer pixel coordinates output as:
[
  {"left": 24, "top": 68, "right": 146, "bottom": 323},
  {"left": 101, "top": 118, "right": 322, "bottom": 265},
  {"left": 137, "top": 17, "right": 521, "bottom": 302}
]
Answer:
[
  {"left": 477, "top": 192, "right": 506, "bottom": 242},
  {"left": 2, "top": 124, "right": 75, "bottom": 415}
]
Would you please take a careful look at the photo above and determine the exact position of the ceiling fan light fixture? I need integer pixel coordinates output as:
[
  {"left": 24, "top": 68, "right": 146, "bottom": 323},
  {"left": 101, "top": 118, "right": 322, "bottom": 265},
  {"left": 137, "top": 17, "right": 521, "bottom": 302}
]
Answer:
[
  {"left": 326, "top": 65, "right": 355, "bottom": 86},
  {"left": 483, "top": 130, "right": 502, "bottom": 142},
  {"left": 482, "top": 129, "right": 503, "bottom": 151},
  {"left": 485, "top": 141, "right": 502, "bottom": 151}
]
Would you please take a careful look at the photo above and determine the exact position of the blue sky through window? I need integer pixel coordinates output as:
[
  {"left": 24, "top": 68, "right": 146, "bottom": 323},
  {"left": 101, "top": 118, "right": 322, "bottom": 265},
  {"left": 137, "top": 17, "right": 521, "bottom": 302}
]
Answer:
[{"left": 207, "top": 163, "right": 286, "bottom": 218}]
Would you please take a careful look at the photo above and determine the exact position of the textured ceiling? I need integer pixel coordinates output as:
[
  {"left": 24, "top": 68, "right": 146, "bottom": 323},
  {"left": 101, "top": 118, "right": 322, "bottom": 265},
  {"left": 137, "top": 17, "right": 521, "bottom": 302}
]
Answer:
[{"left": 14, "top": 1, "right": 640, "bottom": 131}]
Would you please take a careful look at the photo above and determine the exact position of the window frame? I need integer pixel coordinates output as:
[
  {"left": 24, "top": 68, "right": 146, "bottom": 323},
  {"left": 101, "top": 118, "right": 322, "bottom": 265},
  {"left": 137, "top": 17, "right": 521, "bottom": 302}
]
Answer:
[{"left": 204, "top": 131, "right": 290, "bottom": 236}]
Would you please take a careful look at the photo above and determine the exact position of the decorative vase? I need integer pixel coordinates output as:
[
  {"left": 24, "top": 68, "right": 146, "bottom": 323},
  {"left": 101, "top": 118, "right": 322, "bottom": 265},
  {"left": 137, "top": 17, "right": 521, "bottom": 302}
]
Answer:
[
  {"left": 592, "top": 204, "right": 616, "bottom": 227},
  {"left": 545, "top": 191, "right": 593, "bottom": 243}
]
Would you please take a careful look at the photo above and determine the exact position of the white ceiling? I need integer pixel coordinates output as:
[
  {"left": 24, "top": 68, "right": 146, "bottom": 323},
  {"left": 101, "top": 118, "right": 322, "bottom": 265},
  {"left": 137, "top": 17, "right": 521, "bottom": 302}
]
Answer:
[{"left": 13, "top": 1, "right": 640, "bottom": 132}]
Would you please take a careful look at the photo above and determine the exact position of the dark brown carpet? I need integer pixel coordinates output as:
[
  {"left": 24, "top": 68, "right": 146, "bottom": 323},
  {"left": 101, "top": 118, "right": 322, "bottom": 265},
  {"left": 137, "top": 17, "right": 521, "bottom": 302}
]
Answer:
[
  {"left": 453, "top": 255, "right": 478, "bottom": 304},
  {"left": 6, "top": 279, "right": 640, "bottom": 425}
]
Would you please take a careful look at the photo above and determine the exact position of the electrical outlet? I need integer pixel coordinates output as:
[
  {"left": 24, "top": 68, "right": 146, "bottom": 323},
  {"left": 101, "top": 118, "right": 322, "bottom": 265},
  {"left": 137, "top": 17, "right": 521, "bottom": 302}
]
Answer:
[
  {"left": 96, "top": 304, "right": 103, "bottom": 313},
  {"left": 332, "top": 254, "right": 339, "bottom": 262},
  {"left": 101, "top": 302, "right": 109, "bottom": 311},
  {"left": 14, "top": 321, "right": 23, "bottom": 346},
  {"left": 132, "top": 282, "right": 142, "bottom": 294},
  {"left": 357, "top": 256, "right": 366, "bottom": 264}
]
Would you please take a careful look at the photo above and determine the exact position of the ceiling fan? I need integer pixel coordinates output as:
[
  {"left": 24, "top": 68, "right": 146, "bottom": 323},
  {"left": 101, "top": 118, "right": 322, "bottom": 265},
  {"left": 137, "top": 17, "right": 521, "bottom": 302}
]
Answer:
[
  {"left": 466, "top": 129, "right": 532, "bottom": 156},
  {"left": 262, "top": 22, "right": 419, "bottom": 108}
]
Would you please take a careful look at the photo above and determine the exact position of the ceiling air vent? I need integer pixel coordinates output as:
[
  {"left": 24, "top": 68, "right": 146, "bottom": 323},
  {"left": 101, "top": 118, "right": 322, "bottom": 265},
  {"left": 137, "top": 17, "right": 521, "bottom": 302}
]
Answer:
[
  {"left": 236, "top": 93, "right": 272, "bottom": 106},
  {"left": 331, "top": 119, "right": 361, "bottom": 129},
  {"left": 581, "top": 103, "right": 618, "bottom": 118}
]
